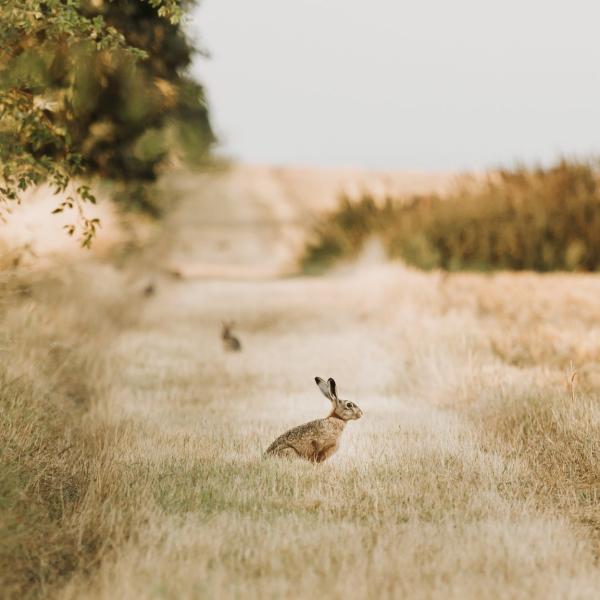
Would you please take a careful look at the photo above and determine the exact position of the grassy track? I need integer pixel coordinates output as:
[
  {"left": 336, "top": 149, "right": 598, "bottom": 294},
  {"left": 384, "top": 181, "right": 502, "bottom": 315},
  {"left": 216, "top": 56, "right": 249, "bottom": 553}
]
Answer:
[{"left": 3, "top": 169, "right": 600, "bottom": 599}]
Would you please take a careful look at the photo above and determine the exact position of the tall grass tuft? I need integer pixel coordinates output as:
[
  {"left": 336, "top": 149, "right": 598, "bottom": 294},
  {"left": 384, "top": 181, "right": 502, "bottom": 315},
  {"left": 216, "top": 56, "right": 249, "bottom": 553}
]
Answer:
[
  {"left": 0, "top": 267, "right": 147, "bottom": 599},
  {"left": 302, "top": 159, "right": 600, "bottom": 272}
]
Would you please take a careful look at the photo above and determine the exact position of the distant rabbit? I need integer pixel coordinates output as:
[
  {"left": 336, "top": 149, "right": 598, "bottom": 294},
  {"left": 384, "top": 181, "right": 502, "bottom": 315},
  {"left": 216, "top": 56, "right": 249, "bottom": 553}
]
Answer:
[
  {"left": 221, "top": 321, "right": 242, "bottom": 352},
  {"left": 266, "top": 377, "right": 363, "bottom": 462},
  {"left": 142, "top": 282, "right": 156, "bottom": 297}
]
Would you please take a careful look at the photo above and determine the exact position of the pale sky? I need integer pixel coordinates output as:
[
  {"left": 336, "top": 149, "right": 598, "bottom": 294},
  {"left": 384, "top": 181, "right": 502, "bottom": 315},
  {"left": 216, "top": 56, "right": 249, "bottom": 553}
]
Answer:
[{"left": 190, "top": 0, "right": 600, "bottom": 170}]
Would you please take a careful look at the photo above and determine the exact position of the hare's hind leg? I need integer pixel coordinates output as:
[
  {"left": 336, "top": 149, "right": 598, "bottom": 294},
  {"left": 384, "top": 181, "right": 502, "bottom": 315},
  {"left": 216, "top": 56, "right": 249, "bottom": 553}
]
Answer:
[{"left": 272, "top": 446, "right": 301, "bottom": 460}]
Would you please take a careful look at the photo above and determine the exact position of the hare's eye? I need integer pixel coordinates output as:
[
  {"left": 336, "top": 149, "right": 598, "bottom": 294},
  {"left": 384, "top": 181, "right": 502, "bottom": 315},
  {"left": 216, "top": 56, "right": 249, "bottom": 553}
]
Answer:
[{"left": 346, "top": 402, "right": 352, "bottom": 409}]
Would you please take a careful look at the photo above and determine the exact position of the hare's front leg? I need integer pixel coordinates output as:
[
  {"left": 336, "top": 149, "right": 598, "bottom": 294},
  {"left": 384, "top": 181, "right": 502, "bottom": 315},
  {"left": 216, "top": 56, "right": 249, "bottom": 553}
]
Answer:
[
  {"left": 310, "top": 439, "right": 324, "bottom": 462},
  {"left": 316, "top": 443, "right": 337, "bottom": 463}
]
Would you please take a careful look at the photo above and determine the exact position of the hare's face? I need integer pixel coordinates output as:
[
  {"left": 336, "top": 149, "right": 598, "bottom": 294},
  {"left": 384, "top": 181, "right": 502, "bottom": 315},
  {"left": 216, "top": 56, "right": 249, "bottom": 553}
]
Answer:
[
  {"left": 333, "top": 398, "right": 363, "bottom": 421},
  {"left": 315, "top": 376, "right": 363, "bottom": 421}
]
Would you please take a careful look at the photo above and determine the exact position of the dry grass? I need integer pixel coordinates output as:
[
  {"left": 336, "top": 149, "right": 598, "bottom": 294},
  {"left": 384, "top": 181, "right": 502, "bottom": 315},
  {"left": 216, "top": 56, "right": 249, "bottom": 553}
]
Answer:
[
  {"left": 303, "top": 160, "right": 600, "bottom": 273},
  {"left": 4, "top": 171, "right": 600, "bottom": 598},
  {"left": 4, "top": 264, "right": 600, "bottom": 598},
  {"left": 0, "top": 264, "right": 149, "bottom": 598}
]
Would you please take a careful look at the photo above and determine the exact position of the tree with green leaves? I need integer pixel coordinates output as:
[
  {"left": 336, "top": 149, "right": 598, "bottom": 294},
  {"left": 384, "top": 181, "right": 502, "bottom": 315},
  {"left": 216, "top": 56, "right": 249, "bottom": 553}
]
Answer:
[{"left": 0, "top": 0, "right": 214, "bottom": 246}]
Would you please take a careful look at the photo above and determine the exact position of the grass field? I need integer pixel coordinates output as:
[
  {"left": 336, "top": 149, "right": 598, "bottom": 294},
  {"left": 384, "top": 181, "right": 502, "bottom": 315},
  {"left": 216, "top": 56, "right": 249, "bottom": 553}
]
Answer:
[{"left": 2, "top": 168, "right": 600, "bottom": 599}]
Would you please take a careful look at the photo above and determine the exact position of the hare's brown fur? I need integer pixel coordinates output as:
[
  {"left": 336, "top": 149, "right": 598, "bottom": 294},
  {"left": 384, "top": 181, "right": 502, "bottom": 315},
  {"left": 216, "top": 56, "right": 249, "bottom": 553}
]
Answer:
[
  {"left": 221, "top": 321, "right": 241, "bottom": 352},
  {"left": 265, "top": 377, "right": 362, "bottom": 463},
  {"left": 266, "top": 416, "right": 346, "bottom": 462}
]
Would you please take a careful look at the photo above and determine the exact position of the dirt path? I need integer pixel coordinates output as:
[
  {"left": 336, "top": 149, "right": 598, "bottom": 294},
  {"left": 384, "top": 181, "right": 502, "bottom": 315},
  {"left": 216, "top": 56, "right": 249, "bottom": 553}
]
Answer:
[
  {"left": 116, "top": 167, "right": 420, "bottom": 437},
  {"left": 158, "top": 168, "right": 308, "bottom": 278},
  {"left": 157, "top": 165, "right": 459, "bottom": 278}
]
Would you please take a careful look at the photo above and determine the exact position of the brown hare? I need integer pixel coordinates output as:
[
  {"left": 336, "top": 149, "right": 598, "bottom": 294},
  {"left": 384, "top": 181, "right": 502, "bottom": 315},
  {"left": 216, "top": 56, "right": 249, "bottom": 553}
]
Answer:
[
  {"left": 221, "top": 321, "right": 242, "bottom": 352},
  {"left": 266, "top": 377, "right": 363, "bottom": 462},
  {"left": 142, "top": 281, "right": 156, "bottom": 297}
]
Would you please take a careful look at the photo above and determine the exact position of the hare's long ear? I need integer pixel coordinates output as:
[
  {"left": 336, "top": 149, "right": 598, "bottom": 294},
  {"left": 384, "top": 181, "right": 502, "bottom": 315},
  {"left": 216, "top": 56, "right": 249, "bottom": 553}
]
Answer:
[
  {"left": 315, "top": 377, "right": 334, "bottom": 401},
  {"left": 327, "top": 378, "right": 338, "bottom": 400}
]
